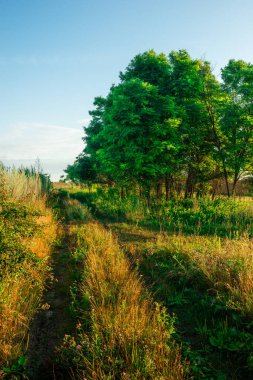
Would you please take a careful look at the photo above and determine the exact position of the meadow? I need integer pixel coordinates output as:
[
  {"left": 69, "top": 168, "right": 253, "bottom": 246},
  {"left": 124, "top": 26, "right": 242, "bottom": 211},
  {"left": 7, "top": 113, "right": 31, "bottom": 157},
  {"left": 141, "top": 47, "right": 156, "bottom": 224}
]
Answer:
[
  {"left": 65, "top": 187, "right": 253, "bottom": 379},
  {"left": 1, "top": 175, "right": 253, "bottom": 379}
]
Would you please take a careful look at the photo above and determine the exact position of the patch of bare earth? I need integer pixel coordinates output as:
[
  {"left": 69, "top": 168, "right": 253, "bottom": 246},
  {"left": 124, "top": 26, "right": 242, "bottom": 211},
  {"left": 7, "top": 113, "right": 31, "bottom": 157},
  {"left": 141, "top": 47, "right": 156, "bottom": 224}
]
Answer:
[{"left": 27, "top": 227, "right": 75, "bottom": 380}]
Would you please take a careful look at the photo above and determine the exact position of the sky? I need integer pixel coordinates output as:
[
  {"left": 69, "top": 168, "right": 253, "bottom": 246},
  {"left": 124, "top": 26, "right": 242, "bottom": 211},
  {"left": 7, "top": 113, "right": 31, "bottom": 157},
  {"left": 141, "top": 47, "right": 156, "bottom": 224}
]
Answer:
[{"left": 0, "top": 0, "right": 253, "bottom": 180}]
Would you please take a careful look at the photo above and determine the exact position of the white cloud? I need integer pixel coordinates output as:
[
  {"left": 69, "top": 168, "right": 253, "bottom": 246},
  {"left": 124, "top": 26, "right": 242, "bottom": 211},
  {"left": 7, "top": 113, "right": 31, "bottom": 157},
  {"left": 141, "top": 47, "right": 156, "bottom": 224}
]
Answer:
[{"left": 0, "top": 122, "right": 84, "bottom": 180}]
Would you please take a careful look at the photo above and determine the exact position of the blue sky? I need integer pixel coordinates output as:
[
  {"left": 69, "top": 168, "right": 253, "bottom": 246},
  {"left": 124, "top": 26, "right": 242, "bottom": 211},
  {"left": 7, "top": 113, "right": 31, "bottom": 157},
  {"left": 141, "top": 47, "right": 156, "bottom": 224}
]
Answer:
[{"left": 0, "top": 0, "right": 253, "bottom": 180}]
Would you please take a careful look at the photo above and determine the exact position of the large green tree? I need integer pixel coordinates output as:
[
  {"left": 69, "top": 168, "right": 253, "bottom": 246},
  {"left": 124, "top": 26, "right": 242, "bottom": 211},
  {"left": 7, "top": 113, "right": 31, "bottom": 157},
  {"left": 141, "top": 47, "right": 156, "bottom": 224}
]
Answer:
[
  {"left": 169, "top": 50, "right": 218, "bottom": 197},
  {"left": 120, "top": 50, "right": 172, "bottom": 93},
  {"left": 221, "top": 59, "right": 253, "bottom": 193},
  {"left": 95, "top": 78, "right": 180, "bottom": 200},
  {"left": 71, "top": 50, "right": 253, "bottom": 199}
]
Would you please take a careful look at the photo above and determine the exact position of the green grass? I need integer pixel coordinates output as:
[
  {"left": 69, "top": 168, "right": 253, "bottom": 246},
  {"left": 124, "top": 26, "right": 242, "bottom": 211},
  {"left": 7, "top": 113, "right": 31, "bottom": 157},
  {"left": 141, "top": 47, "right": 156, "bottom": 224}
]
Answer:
[
  {"left": 68, "top": 188, "right": 253, "bottom": 238},
  {"left": 60, "top": 187, "right": 253, "bottom": 379},
  {"left": 108, "top": 223, "right": 253, "bottom": 380},
  {"left": 59, "top": 223, "right": 187, "bottom": 379}
]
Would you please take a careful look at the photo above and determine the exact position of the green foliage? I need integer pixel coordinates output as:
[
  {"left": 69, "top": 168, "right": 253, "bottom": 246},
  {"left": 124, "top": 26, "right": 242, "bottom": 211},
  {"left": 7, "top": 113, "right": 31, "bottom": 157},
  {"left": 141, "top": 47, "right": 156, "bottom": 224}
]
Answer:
[
  {"left": 2, "top": 355, "right": 31, "bottom": 379},
  {"left": 148, "top": 197, "right": 253, "bottom": 237},
  {"left": 119, "top": 50, "right": 172, "bottom": 90},
  {"left": 63, "top": 198, "right": 91, "bottom": 222},
  {"left": 137, "top": 247, "right": 253, "bottom": 379},
  {"left": 64, "top": 154, "right": 97, "bottom": 185},
  {"left": 70, "top": 188, "right": 253, "bottom": 238},
  {"left": 95, "top": 78, "right": 180, "bottom": 187},
  {"left": 0, "top": 200, "right": 41, "bottom": 276},
  {"left": 220, "top": 60, "right": 253, "bottom": 192},
  {"left": 68, "top": 49, "right": 253, "bottom": 198}
]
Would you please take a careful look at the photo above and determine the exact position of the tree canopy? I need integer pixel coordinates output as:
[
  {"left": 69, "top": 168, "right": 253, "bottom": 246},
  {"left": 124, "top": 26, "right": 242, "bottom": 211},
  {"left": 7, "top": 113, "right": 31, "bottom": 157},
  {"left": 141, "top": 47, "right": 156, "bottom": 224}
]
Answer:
[{"left": 65, "top": 50, "right": 253, "bottom": 198}]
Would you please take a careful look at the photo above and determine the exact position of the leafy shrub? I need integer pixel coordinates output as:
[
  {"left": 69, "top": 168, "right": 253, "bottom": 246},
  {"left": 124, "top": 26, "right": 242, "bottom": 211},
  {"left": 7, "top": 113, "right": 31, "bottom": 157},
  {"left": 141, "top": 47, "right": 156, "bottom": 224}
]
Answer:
[
  {"left": 0, "top": 201, "right": 41, "bottom": 276},
  {"left": 70, "top": 188, "right": 253, "bottom": 238}
]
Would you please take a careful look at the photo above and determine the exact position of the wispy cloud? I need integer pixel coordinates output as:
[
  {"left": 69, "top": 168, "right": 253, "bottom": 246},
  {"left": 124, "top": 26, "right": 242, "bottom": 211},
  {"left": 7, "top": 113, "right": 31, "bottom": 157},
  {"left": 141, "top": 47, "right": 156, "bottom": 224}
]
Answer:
[{"left": 0, "top": 122, "right": 84, "bottom": 180}]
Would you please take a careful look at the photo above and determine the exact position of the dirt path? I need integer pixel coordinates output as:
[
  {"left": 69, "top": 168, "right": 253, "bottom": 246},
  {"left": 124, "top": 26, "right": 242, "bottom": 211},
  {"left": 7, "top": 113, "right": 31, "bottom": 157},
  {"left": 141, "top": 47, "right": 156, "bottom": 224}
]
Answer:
[{"left": 27, "top": 226, "right": 75, "bottom": 380}]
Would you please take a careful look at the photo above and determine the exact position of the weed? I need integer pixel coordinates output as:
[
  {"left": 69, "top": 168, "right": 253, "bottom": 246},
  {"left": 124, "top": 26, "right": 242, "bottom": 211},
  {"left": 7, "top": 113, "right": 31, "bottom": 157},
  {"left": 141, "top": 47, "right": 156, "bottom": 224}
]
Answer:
[{"left": 60, "top": 223, "right": 187, "bottom": 379}]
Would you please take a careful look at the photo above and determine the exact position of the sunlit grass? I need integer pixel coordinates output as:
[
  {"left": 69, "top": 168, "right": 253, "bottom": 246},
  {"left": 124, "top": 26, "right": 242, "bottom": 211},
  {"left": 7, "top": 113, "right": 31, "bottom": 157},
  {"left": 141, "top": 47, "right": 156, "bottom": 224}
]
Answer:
[
  {"left": 0, "top": 166, "right": 58, "bottom": 370},
  {"left": 68, "top": 188, "right": 253, "bottom": 238},
  {"left": 113, "top": 223, "right": 253, "bottom": 378},
  {"left": 143, "top": 234, "right": 253, "bottom": 317},
  {"left": 61, "top": 223, "right": 187, "bottom": 379},
  {"left": 0, "top": 164, "right": 50, "bottom": 202}
]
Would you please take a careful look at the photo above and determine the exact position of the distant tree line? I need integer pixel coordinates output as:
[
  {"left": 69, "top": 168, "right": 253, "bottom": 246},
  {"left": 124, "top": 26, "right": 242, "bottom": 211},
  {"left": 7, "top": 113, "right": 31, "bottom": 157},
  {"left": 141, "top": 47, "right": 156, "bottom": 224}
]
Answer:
[{"left": 65, "top": 50, "right": 253, "bottom": 198}]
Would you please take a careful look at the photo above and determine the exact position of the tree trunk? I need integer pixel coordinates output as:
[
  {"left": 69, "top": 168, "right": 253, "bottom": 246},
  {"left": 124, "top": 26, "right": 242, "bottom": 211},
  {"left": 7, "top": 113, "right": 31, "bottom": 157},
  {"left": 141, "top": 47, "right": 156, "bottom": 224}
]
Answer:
[
  {"left": 147, "top": 190, "right": 151, "bottom": 208},
  {"left": 144, "top": 185, "right": 151, "bottom": 207},
  {"left": 232, "top": 172, "right": 239, "bottom": 196},
  {"left": 156, "top": 180, "right": 163, "bottom": 200},
  {"left": 165, "top": 175, "right": 169, "bottom": 201},
  {"left": 211, "top": 180, "right": 218, "bottom": 200},
  {"left": 223, "top": 165, "right": 230, "bottom": 197},
  {"left": 185, "top": 168, "right": 195, "bottom": 198}
]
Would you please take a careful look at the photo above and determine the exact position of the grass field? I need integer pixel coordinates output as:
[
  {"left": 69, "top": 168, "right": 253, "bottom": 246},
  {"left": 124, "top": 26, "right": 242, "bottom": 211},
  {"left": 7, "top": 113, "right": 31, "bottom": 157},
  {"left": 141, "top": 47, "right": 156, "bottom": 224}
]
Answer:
[
  {"left": 1, "top": 179, "right": 253, "bottom": 379},
  {"left": 65, "top": 187, "right": 253, "bottom": 379}
]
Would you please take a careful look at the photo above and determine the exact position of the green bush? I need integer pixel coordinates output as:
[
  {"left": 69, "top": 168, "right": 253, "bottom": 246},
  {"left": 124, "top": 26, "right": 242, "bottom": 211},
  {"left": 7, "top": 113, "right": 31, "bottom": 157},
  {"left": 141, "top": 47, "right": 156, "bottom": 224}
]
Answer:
[
  {"left": 69, "top": 188, "right": 253, "bottom": 238},
  {"left": 0, "top": 200, "right": 41, "bottom": 276}
]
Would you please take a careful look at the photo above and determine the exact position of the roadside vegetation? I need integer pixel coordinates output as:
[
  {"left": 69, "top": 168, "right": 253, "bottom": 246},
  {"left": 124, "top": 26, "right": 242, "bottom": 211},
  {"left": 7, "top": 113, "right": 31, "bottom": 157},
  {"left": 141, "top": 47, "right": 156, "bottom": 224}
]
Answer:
[
  {"left": 60, "top": 221, "right": 187, "bottom": 379},
  {"left": 64, "top": 187, "right": 253, "bottom": 379},
  {"left": 0, "top": 165, "right": 58, "bottom": 378},
  {"left": 68, "top": 189, "right": 253, "bottom": 238}
]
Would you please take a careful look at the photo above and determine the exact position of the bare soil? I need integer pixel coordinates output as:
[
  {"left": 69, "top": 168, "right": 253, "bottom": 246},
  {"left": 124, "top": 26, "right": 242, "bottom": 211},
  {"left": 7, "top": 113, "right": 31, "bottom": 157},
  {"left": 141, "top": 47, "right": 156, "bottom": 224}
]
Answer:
[{"left": 27, "top": 227, "right": 75, "bottom": 380}]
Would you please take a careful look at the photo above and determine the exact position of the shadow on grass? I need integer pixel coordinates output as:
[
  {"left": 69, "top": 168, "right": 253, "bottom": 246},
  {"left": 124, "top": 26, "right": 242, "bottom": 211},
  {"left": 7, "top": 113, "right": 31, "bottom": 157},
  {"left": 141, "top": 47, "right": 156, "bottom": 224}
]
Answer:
[
  {"left": 69, "top": 191, "right": 253, "bottom": 239},
  {"left": 114, "top": 224, "right": 253, "bottom": 380}
]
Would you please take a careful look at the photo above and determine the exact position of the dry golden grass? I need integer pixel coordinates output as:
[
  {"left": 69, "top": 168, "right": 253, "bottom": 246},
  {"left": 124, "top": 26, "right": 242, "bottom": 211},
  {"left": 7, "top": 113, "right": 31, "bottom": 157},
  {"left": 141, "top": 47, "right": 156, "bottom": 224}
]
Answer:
[
  {"left": 27, "top": 209, "right": 59, "bottom": 259},
  {"left": 0, "top": 169, "right": 61, "bottom": 372},
  {"left": 0, "top": 168, "right": 43, "bottom": 202},
  {"left": 147, "top": 233, "right": 253, "bottom": 317},
  {"left": 0, "top": 264, "right": 46, "bottom": 366},
  {"left": 70, "top": 223, "right": 187, "bottom": 379},
  {"left": 0, "top": 201, "right": 58, "bottom": 368}
]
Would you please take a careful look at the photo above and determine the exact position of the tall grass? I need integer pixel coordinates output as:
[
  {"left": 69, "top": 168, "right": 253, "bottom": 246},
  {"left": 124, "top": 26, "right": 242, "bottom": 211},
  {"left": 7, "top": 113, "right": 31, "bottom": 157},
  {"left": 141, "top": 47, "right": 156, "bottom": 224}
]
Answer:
[
  {"left": 117, "top": 226, "right": 253, "bottom": 378},
  {"left": 0, "top": 262, "right": 48, "bottom": 366},
  {"left": 152, "top": 234, "right": 253, "bottom": 317},
  {"left": 61, "top": 223, "right": 187, "bottom": 379},
  {"left": 0, "top": 163, "right": 51, "bottom": 202},
  {"left": 0, "top": 208, "right": 58, "bottom": 370},
  {"left": 69, "top": 188, "right": 253, "bottom": 238},
  {"left": 0, "top": 166, "right": 58, "bottom": 372}
]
